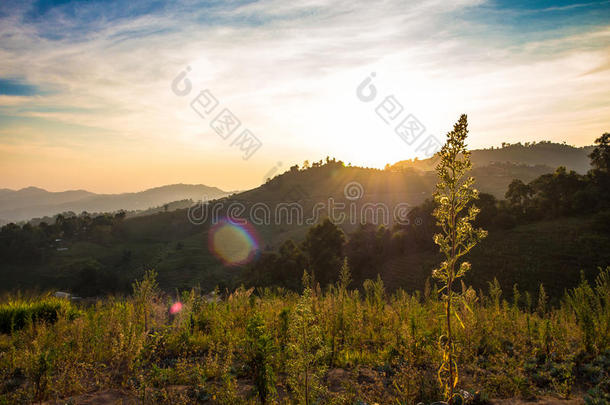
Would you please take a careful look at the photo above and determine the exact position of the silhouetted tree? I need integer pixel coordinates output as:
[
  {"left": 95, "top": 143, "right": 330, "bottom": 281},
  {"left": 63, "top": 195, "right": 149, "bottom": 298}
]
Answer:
[
  {"left": 302, "top": 218, "right": 345, "bottom": 288},
  {"left": 505, "top": 179, "right": 533, "bottom": 215},
  {"left": 589, "top": 133, "right": 610, "bottom": 172},
  {"left": 278, "top": 239, "right": 307, "bottom": 290}
]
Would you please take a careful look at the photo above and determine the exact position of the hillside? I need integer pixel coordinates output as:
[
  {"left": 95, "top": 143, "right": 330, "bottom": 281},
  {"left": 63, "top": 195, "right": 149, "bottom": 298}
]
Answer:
[
  {"left": 3, "top": 200, "right": 605, "bottom": 301},
  {"left": 232, "top": 160, "right": 553, "bottom": 245},
  {"left": 380, "top": 216, "right": 610, "bottom": 299},
  {"left": 1, "top": 139, "right": 606, "bottom": 297},
  {"left": 391, "top": 141, "right": 594, "bottom": 173},
  {"left": 1, "top": 143, "right": 586, "bottom": 225},
  {"left": 2, "top": 158, "right": 607, "bottom": 299},
  {"left": 0, "top": 184, "right": 231, "bottom": 223}
]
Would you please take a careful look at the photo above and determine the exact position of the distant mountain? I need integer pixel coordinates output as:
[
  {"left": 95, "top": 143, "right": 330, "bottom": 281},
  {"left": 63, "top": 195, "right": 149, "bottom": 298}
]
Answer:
[
  {"left": 391, "top": 141, "right": 594, "bottom": 173},
  {"left": 0, "top": 184, "right": 231, "bottom": 223},
  {"left": 129, "top": 199, "right": 195, "bottom": 218}
]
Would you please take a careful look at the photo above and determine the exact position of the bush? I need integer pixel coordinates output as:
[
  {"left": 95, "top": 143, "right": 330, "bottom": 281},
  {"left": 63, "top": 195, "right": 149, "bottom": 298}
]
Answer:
[
  {"left": 0, "top": 298, "right": 77, "bottom": 334},
  {"left": 246, "top": 312, "right": 277, "bottom": 403},
  {"left": 566, "top": 268, "right": 610, "bottom": 353}
]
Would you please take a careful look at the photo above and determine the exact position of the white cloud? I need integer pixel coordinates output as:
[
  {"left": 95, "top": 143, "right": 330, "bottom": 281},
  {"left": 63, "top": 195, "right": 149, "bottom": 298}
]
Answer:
[{"left": 0, "top": 0, "right": 608, "bottom": 191}]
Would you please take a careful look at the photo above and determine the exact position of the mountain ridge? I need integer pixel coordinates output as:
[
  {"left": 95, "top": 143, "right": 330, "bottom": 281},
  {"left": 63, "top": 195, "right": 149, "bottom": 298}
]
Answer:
[
  {"left": 0, "top": 183, "right": 232, "bottom": 223},
  {"left": 391, "top": 141, "right": 594, "bottom": 173}
]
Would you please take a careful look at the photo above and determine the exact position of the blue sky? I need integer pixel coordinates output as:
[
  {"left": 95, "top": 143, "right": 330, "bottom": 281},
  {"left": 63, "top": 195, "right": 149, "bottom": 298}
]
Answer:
[
  {"left": 0, "top": 0, "right": 609, "bottom": 192},
  {"left": 0, "top": 78, "right": 41, "bottom": 96}
]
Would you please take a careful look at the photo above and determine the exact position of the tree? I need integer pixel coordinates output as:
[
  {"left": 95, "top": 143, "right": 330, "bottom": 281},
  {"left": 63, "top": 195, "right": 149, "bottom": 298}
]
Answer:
[
  {"left": 505, "top": 179, "right": 533, "bottom": 214},
  {"left": 589, "top": 133, "right": 610, "bottom": 172},
  {"left": 244, "top": 252, "right": 280, "bottom": 287},
  {"left": 302, "top": 218, "right": 345, "bottom": 287},
  {"left": 243, "top": 239, "right": 306, "bottom": 289},
  {"left": 344, "top": 223, "right": 387, "bottom": 283},
  {"left": 530, "top": 167, "right": 584, "bottom": 217},
  {"left": 278, "top": 239, "right": 307, "bottom": 289},
  {"left": 588, "top": 133, "right": 610, "bottom": 211},
  {"left": 432, "top": 114, "right": 487, "bottom": 403}
]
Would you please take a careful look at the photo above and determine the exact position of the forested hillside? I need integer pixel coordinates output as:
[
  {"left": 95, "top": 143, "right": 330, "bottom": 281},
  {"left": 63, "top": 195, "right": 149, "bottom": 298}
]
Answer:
[
  {"left": 391, "top": 141, "right": 593, "bottom": 173},
  {"left": 1, "top": 135, "right": 608, "bottom": 302}
]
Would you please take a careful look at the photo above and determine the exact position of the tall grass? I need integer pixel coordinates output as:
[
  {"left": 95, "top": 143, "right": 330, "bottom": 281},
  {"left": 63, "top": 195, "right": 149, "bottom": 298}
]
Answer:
[
  {"left": 0, "top": 268, "right": 608, "bottom": 404},
  {"left": 0, "top": 296, "right": 77, "bottom": 334}
]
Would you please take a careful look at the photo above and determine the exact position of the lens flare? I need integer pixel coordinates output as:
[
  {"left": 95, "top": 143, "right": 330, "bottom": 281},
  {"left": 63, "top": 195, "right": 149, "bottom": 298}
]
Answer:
[
  {"left": 208, "top": 218, "right": 260, "bottom": 266},
  {"left": 169, "top": 301, "right": 183, "bottom": 315}
]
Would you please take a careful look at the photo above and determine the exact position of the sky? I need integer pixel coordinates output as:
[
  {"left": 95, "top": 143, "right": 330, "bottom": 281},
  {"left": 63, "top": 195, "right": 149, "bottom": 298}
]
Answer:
[{"left": 0, "top": 0, "right": 609, "bottom": 193}]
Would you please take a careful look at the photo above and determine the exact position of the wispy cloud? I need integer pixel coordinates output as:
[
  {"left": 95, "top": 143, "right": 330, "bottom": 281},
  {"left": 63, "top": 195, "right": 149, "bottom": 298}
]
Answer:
[{"left": 0, "top": 0, "right": 608, "bottom": 192}]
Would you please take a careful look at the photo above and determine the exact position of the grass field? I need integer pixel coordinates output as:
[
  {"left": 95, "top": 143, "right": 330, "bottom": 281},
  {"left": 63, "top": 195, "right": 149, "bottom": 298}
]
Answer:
[{"left": 0, "top": 267, "right": 608, "bottom": 404}]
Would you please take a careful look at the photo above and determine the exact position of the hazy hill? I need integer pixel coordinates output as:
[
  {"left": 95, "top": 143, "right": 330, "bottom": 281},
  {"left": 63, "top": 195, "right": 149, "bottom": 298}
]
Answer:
[
  {"left": 0, "top": 184, "right": 231, "bottom": 223},
  {"left": 391, "top": 141, "right": 594, "bottom": 173}
]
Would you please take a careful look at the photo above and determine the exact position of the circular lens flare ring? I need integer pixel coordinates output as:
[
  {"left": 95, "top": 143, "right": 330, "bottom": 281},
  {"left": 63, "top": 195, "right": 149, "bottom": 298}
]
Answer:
[{"left": 208, "top": 218, "right": 260, "bottom": 266}]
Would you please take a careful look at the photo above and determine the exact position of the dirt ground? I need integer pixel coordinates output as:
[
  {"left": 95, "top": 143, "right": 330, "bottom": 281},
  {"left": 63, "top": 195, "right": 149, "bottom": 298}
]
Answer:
[
  {"left": 44, "top": 390, "right": 587, "bottom": 405},
  {"left": 491, "top": 398, "right": 584, "bottom": 405},
  {"left": 44, "top": 389, "right": 138, "bottom": 404}
]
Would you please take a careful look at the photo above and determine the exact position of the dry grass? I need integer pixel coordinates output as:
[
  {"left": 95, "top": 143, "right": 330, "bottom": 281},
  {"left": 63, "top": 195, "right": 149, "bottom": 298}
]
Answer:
[{"left": 0, "top": 268, "right": 608, "bottom": 404}]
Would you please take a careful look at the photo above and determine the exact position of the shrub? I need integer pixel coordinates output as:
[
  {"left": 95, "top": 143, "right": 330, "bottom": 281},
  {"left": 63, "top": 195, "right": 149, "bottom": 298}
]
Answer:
[
  {"left": 0, "top": 298, "right": 77, "bottom": 334},
  {"left": 566, "top": 267, "right": 610, "bottom": 353},
  {"left": 246, "top": 312, "right": 277, "bottom": 403},
  {"left": 287, "top": 285, "right": 328, "bottom": 404}
]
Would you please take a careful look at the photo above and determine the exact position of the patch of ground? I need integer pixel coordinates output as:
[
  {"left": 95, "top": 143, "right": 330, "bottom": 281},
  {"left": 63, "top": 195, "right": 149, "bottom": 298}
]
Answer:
[
  {"left": 43, "top": 389, "right": 138, "bottom": 404},
  {"left": 492, "top": 397, "right": 585, "bottom": 405}
]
